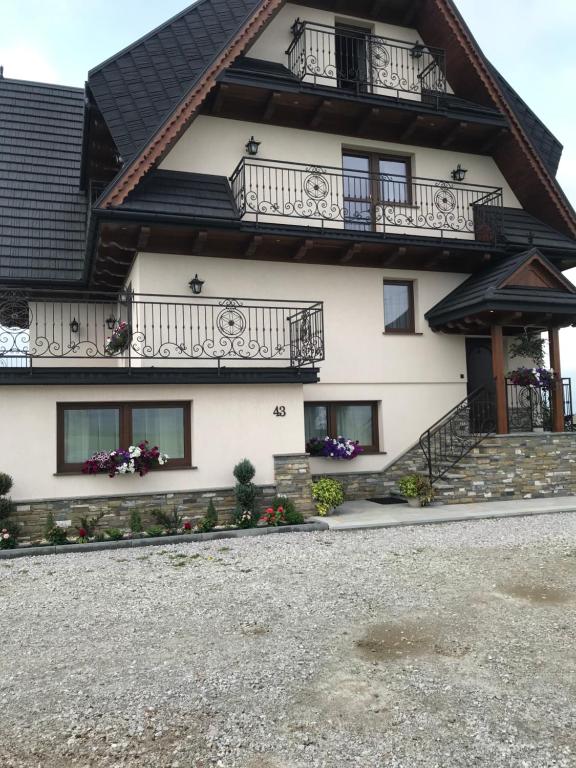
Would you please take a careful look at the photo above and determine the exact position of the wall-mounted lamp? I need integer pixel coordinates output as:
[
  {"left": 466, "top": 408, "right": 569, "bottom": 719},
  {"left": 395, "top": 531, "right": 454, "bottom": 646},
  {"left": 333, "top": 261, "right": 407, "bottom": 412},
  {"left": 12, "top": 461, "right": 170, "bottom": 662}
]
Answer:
[
  {"left": 245, "top": 136, "right": 261, "bottom": 156},
  {"left": 69, "top": 318, "right": 80, "bottom": 334},
  {"left": 451, "top": 164, "right": 468, "bottom": 182},
  {"left": 411, "top": 41, "right": 425, "bottom": 59},
  {"left": 189, "top": 274, "right": 205, "bottom": 295},
  {"left": 105, "top": 316, "right": 117, "bottom": 331}
]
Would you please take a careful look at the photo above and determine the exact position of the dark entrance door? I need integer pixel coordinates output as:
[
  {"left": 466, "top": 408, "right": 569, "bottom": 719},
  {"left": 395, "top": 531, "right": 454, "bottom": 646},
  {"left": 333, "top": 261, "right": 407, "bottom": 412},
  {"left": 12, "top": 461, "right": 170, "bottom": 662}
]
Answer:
[
  {"left": 465, "top": 338, "right": 496, "bottom": 431},
  {"left": 335, "top": 24, "right": 369, "bottom": 92}
]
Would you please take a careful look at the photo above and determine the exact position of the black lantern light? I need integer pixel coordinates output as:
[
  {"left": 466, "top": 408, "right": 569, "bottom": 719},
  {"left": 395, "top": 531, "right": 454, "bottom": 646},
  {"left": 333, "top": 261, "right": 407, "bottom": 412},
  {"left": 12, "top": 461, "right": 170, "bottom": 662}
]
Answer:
[
  {"left": 451, "top": 164, "right": 468, "bottom": 182},
  {"left": 189, "top": 274, "right": 205, "bottom": 295},
  {"left": 245, "top": 136, "right": 261, "bottom": 156},
  {"left": 105, "top": 316, "right": 117, "bottom": 331},
  {"left": 411, "top": 41, "right": 425, "bottom": 59},
  {"left": 69, "top": 318, "right": 80, "bottom": 334}
]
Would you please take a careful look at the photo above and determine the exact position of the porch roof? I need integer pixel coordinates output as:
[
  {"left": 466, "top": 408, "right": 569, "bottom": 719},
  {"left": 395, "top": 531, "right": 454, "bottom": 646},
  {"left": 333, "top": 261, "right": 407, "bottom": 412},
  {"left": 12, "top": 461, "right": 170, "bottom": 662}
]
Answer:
[{"left": 426, "top": 248, "right": 576, "bottom": 332}]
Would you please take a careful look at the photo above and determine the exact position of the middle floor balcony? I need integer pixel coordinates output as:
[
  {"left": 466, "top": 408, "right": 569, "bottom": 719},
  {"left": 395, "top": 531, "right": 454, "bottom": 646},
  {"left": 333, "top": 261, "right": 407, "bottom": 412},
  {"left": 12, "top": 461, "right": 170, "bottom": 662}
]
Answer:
[{"left": 230, "top": 157, "right": 504, "bottom": 244}]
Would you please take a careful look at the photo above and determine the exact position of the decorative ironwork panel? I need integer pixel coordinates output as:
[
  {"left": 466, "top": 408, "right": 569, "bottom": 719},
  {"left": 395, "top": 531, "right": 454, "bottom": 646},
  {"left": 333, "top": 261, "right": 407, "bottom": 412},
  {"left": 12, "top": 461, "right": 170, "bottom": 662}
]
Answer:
[
  {"left": 287, "top": 21, "right": 447, "bottom": 99},
  {"left": 230, "top": 158, "right": 504, "bottom": 242},
  {"left": 0, "top": 290, "right": 325, "bottom": 369}
]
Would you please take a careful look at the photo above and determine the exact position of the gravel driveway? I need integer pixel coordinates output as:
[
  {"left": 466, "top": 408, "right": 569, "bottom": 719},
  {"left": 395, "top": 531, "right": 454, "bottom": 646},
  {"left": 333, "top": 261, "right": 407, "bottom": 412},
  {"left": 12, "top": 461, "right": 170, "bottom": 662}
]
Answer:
[{"left": 2, "top": 514, "right": 576, "bottom": 768}]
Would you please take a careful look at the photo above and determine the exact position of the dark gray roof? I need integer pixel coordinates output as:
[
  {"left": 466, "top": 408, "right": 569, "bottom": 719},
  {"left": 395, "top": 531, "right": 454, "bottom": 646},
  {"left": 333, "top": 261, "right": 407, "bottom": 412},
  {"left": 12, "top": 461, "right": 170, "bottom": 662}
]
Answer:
[
  {"left": 489, "top": 65, "right": 563, "bottom": 177},
  {"left": 117, "top": 170, "right": 238, "bottom": 219},
  {"left": 0, "top": 78, "right": 88, "bottom": 283},
  {"left": 87, "top": 0, "right": 262, "bottom": 162},
  {"left": 426, "top": 248, "right": 576, "bottom": 327},
  {"left": 502, "top": 207, "right": 576, "bottom": 255}
]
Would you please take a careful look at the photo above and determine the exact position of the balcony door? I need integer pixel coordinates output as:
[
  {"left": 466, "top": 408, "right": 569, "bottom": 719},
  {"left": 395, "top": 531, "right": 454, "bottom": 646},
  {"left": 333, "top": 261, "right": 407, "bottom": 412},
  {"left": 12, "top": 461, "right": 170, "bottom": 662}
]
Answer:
[
  {"left": 343, "top": 152, "right": 411, "bottom": 231},
  {"left": 335, "top": 24, "right": 370, "bottom": 92}
]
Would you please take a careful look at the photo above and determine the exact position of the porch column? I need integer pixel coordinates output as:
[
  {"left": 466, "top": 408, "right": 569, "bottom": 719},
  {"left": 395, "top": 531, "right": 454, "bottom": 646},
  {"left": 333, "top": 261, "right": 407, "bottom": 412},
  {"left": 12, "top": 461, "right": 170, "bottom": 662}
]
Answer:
[
  {"left": 491, "top": 324, "right": 508, "bottom": 434},
  {"left": 548, "top": 327, "right": 564, "bottom": 433}
]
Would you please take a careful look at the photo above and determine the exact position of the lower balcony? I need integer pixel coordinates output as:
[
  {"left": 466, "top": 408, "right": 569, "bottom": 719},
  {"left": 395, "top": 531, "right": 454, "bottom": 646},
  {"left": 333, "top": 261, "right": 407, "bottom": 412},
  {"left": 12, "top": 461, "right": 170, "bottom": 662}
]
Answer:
[
  {"left": 0, "top": 291, "right": 324, "bottom": 385},
  {"left": 231, "top": 158, "right": 504, "bottom": 244}
]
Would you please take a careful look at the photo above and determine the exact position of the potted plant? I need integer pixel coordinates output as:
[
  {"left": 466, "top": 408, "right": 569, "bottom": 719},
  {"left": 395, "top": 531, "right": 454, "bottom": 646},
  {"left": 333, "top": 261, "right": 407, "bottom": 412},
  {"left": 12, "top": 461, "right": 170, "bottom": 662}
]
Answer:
[
  {"left": 307, "top": 436, "right": 363, "bottom": 460},
  {"left": 398, "top": 474, "right": 435, "bottom": 508},
  {"left": 312, "top": 477, "right": 344, "bottom": 516}
]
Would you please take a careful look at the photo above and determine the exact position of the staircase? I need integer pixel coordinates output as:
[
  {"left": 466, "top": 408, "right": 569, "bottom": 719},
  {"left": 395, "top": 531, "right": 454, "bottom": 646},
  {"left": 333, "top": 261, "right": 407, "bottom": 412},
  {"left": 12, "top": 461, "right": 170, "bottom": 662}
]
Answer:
[{"left": 419, "top": 387, "right": 496, "bottom": 483}]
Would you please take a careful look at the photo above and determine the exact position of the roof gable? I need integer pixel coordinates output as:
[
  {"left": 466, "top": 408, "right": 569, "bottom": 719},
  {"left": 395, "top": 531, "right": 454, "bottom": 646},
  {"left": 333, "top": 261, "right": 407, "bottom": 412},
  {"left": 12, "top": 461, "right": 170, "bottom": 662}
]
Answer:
[
  {"left": 94, "top": 0, "right": 576, "bottom": 242},
  {"left": 500, "top": 251, "right": 576, "bottom": 294}
]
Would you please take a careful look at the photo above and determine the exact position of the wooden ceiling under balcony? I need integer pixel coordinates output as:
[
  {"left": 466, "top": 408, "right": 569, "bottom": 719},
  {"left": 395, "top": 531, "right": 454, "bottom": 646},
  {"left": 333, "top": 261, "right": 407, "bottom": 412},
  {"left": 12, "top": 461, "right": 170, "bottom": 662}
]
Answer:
[{"left": 203, "top": 77, "right": 509, "bottom": 157}]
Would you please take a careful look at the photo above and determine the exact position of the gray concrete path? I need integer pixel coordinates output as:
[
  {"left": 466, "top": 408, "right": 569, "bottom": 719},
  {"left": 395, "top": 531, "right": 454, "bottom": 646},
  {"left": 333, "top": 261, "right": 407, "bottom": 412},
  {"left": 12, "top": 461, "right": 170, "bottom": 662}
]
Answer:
[{"left": 309, "top": 496, "right": 576, "bottom": 530}]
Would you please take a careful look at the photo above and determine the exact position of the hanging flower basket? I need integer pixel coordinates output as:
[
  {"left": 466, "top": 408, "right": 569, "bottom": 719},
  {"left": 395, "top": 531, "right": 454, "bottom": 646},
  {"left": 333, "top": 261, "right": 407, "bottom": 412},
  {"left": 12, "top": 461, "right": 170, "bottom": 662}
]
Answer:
[
  {"left": 105, "top": 321, "right": 131, "bottom": 356},
  {"left": 508, "top": 367, "right": 556, "bottom": 389},
  {"left": 307, "top": 436, "right": 364, "bottom": 460},
  {"left": 82, "top": 442, "right": 169, "bottom": 477}
]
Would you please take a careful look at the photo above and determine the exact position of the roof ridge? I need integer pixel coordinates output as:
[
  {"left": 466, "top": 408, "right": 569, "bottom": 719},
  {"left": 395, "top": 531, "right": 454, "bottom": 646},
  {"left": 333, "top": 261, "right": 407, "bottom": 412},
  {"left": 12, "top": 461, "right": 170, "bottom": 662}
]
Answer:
[{"left": 88, "top": 0, "right": 211, "bottom": 76}]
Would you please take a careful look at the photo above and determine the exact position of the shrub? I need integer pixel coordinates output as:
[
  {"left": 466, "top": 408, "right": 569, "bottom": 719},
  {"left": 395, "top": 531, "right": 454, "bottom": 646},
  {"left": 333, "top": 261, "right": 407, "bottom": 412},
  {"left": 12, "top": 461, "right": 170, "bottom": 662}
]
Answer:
[
  {"left": 47, "top": 525, "right": 68, "bottom": 546},
  {"left": 76, "top": 512, "right": 104, "bottom": 540},
  {"left": 197, "top": 499, "right": 218, "bottom": 533},
  {"left": 0, "top": 473, "right": 13, "bottom": 497},
  {"left": 44, "top": 512, "right": 55, "bottom": 540},
  {"left": 129, "top": 509, "right": 143, "bottom": 534},
  {"left": 312, "top": 478, "right": 344, "bottom": 517},
  {"left": 398, "top": 474, "right": 435, "bottom": 506},
  {"left": 0, "top": 473, "right": 15, "bottom": 522},
  {"left": 268, "top": 496, "right": 304, "bottom": 525},
  {"left": 0, "top": 521, "right": 20, "bottom": 549},
  {"left": 233, "top": 459, "right": 258, "bottom": 528},
  {"left": 105, "top": 528, "right": 124, "bottom": 541},
  {"left": 146, "top": 525, "right": 165, "bottom": 538},
  {"left": 152, "top": 508, "right": 183, "bottom": 534}
]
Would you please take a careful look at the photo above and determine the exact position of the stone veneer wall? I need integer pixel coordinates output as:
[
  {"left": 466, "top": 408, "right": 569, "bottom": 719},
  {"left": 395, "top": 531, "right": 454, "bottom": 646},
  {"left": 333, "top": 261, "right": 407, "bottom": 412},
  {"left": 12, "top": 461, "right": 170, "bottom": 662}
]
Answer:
[
  {"left": 12, "top": 454, "right": 314, "bottom": 541},
  {"left": 313, "top": 433, "right": 576, "bottom": 505}
]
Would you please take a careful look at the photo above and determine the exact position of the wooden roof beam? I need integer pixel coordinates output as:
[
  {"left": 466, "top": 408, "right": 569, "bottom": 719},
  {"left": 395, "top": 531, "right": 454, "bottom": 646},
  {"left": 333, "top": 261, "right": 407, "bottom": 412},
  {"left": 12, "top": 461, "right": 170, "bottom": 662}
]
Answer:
[
  {"left": 358, "top": 107, "right": 381, "bottom": 135},
  {"left": 263, "top": 92, "right": 282, "bottom": 121},
  {"left": 192, "top": 230, "right": 209, "bottom": 256},
  {"left": 441, "top": 121, "right": 468, "bottom": 148},
  {"left": 340, "top": 244, "right": 363, "bottom": 264},
  {"left": 400, "top": 115, "right": 425, "bottom": 142},
  {"left": 212, "top": 84, "right": 230, "bottom": 115},
  {"left": 309, "top": 99, "right": 332, "bottom": 129},
  {"left": 293, "top": 239, "right": 314, "bottom": 261},
  {"left": 136, "top": 226, "right": 151, "bottom": 251},
  {"left": 384, "top": 246, "right": 407, "bottom": 267},
  {"left": 244, "top": 235, "right": 263, "bottom": 259}
]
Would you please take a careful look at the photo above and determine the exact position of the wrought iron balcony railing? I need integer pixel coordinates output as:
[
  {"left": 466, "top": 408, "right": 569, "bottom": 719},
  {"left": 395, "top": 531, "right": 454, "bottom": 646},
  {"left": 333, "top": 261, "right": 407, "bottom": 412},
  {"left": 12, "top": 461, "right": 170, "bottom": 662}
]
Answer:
[
  {"left": 507, "top": 379, "right": 574, "bottom": 433},
  {"left": 287, "top": 20, "right": 447, "bottom": 99},
  {"left": 0, "top": 291, "right": 325, "bottom": 369},
  {"left": 231, "top": 158, "right": 504, "bottom": 242}
]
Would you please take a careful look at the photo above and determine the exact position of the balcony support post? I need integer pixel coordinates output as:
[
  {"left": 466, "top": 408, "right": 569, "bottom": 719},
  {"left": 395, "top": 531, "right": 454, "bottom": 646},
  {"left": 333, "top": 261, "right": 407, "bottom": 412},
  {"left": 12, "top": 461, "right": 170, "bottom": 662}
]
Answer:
[
  {"left": 491, "top": 323, "right": 508, "bottom": 434},
  {"left": 549, "top": 326, "right": 565, "bottom": 433}
]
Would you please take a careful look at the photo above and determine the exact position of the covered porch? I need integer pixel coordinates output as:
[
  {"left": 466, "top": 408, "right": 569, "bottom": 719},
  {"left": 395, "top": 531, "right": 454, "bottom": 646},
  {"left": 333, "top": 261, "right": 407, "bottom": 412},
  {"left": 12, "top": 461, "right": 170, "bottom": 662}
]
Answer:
[{"left": 426, "top": 248, "right": 576, "bottom": 435}]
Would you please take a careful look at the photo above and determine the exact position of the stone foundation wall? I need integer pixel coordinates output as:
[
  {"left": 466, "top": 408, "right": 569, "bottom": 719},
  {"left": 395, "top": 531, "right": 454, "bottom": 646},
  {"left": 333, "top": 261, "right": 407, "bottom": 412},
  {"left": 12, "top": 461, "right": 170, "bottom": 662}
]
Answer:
[
  {"left": 11, "top": 454, "right": 315, "bottom": 541},
  {"left": 313, "top": 433, "right": 576, "bottom": 505}
]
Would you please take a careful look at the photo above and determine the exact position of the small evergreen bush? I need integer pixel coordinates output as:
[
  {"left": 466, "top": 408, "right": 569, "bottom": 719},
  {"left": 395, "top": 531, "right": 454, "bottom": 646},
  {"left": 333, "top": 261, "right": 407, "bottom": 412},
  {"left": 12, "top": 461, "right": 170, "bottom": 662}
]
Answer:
[
  {"left": 152, "top": 508, "right": 183, "bottom": 533},
  {"left": 269, "top": 496, "right": 304, "bottom": 525},
  {"left": 105, "top": 528, "right": 124, "bottom": 541},
  {"left": 129, "top": 509, "right": 143, "bottom": 534},
  {"left": 233, "top": 459, "right": 258, "bottom": 528},
  {"left": 198, "top": 498, "right": 218, "bottom": 533},
  {"left": 0, "top": 473, "right": 15, "bottom": 523}
]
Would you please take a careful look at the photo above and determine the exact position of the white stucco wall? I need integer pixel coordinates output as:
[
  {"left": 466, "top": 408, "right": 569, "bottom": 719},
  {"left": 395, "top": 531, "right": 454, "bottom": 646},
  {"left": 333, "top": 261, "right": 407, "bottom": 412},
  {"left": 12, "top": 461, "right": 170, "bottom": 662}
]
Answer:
[
  {"left": 1, "top": 383, "right": 305, "bottom": 503},
  {"left": 160, "top": 116, "right": 521, "bottom": 211}
]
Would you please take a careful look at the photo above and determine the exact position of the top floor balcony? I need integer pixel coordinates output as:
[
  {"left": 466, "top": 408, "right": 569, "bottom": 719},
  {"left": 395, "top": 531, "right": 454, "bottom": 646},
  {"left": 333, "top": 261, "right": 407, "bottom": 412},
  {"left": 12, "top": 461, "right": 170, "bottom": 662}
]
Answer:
[{"left": 287, "top": 20, "right": 447, "bottom": 102}]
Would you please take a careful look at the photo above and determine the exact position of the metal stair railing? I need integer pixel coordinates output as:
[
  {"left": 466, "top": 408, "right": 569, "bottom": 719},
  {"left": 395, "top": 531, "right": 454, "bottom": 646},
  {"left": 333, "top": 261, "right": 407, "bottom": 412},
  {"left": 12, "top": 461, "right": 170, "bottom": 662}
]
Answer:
[{"left": 419, "top": 387, "right": 496, "bottom": 483}]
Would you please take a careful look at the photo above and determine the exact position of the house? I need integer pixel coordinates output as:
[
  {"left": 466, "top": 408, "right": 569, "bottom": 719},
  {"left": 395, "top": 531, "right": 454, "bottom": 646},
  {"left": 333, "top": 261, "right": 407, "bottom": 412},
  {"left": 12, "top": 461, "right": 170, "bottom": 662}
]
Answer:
[{"left": 2, "top": 0, "right": 576, "bottom": 536}]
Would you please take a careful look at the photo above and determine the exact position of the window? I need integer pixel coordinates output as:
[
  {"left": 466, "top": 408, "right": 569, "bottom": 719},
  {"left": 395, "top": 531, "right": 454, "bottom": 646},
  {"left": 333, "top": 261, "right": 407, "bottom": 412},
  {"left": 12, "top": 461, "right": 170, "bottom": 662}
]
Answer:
[
  {"left": 384, "top": 280, "right": 415, "bottom": 333},
  {"left": 343, "top": 152, "right": 411, "bottom": 231},
  {"left": 304, "top": 402, "right": 379, "bottom": 453},
  {"left": 57, "top": 402, "right": 191, "bottom": 473}
]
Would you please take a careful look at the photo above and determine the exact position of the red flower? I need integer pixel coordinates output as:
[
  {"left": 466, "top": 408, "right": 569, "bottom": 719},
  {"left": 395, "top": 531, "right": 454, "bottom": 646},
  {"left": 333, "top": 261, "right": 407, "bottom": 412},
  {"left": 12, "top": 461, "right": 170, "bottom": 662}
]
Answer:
[
  {"left": 183, "top": 521, "right": 192, "bottom": 531},
  {"left": 277, "top": 506, "right": 284, "bottom": 514},
  {"left": 78, "top": 528, "right": 87, "bottom": 538}
]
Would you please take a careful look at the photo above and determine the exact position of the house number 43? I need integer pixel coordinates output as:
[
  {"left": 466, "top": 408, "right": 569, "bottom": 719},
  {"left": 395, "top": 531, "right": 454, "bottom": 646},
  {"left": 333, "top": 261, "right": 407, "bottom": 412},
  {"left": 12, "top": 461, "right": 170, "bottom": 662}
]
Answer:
[{"left": 274, "top": 406, "right": 287, "bottom": 417}]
